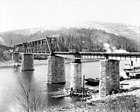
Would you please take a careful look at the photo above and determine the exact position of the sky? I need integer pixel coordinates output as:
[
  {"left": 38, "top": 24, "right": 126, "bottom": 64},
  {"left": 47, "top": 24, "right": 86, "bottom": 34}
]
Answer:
[{"left": 0, "top": 0, "right": 140, "bottom": 32}]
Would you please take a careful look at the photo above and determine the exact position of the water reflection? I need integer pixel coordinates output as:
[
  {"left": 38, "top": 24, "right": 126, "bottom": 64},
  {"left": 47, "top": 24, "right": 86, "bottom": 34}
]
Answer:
[
  {"left": 13, "top": 69, "right": 73, "bottom": 111},
  {"left": 19, "top": 71, "right": 34, "bottom": 83},
  {"left": 0, "top": 61, "right": 109, "bottom": 111},
  {"left": 15, "top": 70, "right": 45, "bottom": 111},
  {"left": 0, "top": 68, "right": 17, "bottom": 112},
  {"left": 45, "top": 84, "right": 72, "bottom": 107}
]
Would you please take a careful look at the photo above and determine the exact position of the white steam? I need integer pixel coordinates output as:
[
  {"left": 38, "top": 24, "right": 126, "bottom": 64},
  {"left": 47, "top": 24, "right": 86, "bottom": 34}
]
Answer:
[
  {"left": 103, "top": 43, "right": 128, "bottom": 53},
  {"left": 0, "top": 37, "right": 4, "bottom": 45}
]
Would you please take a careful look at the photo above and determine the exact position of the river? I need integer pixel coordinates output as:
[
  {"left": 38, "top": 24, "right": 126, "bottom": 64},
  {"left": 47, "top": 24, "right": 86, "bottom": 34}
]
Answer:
[{"left": 0, "top": 60, "right": 139, "bottom": 111}]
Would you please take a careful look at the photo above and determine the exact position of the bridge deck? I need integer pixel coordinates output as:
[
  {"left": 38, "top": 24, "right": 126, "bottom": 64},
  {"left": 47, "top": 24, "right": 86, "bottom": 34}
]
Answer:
[
  {"left": 16, "top": 52, "right": 140, "bottom": 61},
  {"left": 54, "top": 52, "right": 140, "bottom": 61}
]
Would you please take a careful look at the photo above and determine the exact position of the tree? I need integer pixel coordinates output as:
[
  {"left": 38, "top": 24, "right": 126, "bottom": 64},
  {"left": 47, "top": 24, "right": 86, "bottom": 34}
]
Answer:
[{"left": 15, "top": 80, "right": 45, "bottom": 112}]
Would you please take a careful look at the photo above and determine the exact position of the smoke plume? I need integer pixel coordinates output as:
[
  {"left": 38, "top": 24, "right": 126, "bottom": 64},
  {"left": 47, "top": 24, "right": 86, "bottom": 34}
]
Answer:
[
  {"left": 103, "top": 43, "right": 128, "bottom": 53},
  {"left": 0, "top": 37, "right": 4, "bottom": 45}
]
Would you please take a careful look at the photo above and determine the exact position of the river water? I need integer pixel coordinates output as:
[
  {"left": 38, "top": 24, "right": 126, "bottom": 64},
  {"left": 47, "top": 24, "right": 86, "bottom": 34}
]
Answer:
[{"left": 0, "top": 60, "right": 139, "bottom": 111}]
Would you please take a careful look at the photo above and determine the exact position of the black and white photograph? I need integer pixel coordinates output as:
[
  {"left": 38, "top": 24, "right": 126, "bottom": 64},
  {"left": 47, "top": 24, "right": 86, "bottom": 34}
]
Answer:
[{"left": 0, "top": 0, "right": 140, "bottom": 111}]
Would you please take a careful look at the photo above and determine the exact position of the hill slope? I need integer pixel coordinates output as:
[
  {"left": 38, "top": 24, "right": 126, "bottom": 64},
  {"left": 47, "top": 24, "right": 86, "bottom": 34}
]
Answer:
[
  {"left": 0, "top": 22, "right": 140, "bottom": 52},
  {"left": 85, "top": 21, "right": 140, "bottom": 42}
]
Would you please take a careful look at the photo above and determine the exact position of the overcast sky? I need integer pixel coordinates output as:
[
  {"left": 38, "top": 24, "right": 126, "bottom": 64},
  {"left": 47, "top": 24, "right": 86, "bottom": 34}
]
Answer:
[{"left": 0, "top": 0, "right": 140, "bottom": 32}]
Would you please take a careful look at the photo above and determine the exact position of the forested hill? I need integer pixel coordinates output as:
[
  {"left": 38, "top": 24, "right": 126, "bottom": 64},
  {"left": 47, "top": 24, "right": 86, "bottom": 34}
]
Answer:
[
  {"left": 0, "top": 44, "right": 12, "bottom": 51},
  {"left": 0, "top": 27, "right": 140, "bottom": 52},
  {"left": 0, "top": 44, "right": 12, "bottom": 62}
]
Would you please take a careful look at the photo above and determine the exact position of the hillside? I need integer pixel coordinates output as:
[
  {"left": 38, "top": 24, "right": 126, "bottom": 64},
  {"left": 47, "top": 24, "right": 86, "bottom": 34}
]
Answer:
[
  {"left": 22, "top": 28, "right": 139, "bottom": 52},
  {"left": 0, "top": 44, "right": 12, "bottom": 51},
  {"left": 0, "top": 44, "right": 12, "bottom": 62},
  {"left": 0, "top": 22, "right": 140, "bottom": 52},
  {"left": 85, "top": 21, "right": 140, "bottom": 42}
]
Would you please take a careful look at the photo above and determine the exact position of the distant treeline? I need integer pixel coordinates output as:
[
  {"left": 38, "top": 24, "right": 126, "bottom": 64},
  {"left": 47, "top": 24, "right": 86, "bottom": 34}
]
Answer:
[
  {"left": 50, "top": 28, "right": 140, "bottom": 52},
  {"left": 0, "top": 44, "right": 13, "bottom": 62},
  {"left": 1, "top": 28, "right": 140, "bottom": 52},
  {"left": 0, "top": 50, "right": 9, "bottom": 62}
]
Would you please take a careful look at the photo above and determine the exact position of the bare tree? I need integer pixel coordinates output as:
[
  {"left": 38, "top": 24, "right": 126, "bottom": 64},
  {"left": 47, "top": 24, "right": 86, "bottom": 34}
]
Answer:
[{"left": 15, "top": 80, "right": 46, "bottom": 112}]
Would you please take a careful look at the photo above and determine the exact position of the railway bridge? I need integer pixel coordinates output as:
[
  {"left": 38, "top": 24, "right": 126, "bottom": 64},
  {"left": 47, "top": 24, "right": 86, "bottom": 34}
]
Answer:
[{"left": 13, "top": 37, "right": 140, "bottom": 97}]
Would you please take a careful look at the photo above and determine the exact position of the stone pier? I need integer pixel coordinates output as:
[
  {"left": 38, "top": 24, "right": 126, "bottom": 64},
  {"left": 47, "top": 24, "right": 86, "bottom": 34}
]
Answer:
[
  {"left": 47, "top": 55, "right": 65, "bottom": 84},
  {"left": 22, "top": 53, "right": 34, "bottom": 71},
  {"left": 99, "top": 59, "right": 120, "bottom": 97},
  {"left": 12, "top": 52, "right": 20, "bottom": 62},
  {"left": 70, "top": 59, "right": 82, "bottom": 90}
]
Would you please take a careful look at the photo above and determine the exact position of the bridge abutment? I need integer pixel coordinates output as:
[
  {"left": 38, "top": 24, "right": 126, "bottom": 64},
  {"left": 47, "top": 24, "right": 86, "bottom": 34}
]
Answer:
[
  {"left": 47, "top": 55, "right": 65, "bottom": 84},
  {"left": 99, "top": 59, "right": 120, "bottom": 97},
  {"left": 70, "top": 59, "right": 82, "bottom": 90},
  {"left": 22, "top": 53, "right": 34, "bottom": 71}
]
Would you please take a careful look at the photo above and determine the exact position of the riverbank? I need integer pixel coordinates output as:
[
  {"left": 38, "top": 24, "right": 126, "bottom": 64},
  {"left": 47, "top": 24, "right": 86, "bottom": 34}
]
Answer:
[
  {"left": 0, "top": 59, "right": 99, "bottom": 68},
  {"left": 45, "top": 78, "right": 140, "bottom": 112},
  {"left": 1, "top": 60, "right": 140, "bottom": 111},
  {"left": 45, "top": 91, "right": 140, "bottom": 112},
  {"left": 0, "top": 60, "right": 48, "bottom": 68},
  {"left": 0, "top": 60, "right": 17, "bottom": 68}
]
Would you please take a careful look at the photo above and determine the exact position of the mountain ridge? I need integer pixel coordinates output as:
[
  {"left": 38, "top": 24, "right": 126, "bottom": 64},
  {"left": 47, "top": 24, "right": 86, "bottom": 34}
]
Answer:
[
  {"left": 0, "top": 21, "right": 140, "bottom": 52},
  {"left": 1, "top": 21, "right": 140, "bottom": 39}
]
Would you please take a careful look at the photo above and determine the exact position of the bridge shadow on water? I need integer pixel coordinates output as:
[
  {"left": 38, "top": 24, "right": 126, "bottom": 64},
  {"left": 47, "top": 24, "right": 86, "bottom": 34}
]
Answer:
[
  {"left": 13, "top": 69, "right": 73, "bottom": 110},
  {"left": 44, "top": 83, "right": 73, "bottom": 107}
]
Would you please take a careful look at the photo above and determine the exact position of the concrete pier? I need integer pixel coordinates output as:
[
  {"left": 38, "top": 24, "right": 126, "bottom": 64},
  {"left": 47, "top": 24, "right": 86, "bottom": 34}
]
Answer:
[
  {"left": 70, "top": 59, "right": 82, "bottom": 90},
  {"left": 99, "top": 59, "right": 120, "bottom": 97},
  {"left": 22, "top": 53, "right": 34, "bottom": 71},
  {"left": 47, "top": 55, "right": 65, "bottom": 84},
  {"left": 12, "top": 52, "right": 20, "bottom": 62}
]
